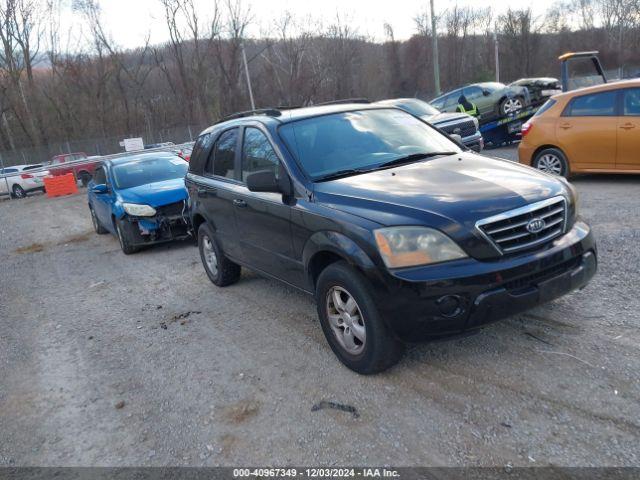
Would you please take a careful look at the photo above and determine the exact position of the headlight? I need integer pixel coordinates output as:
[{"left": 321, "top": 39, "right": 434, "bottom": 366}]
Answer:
[
  {"left": 558, "top": 177, "right": 579, "bottom": 214},
  {"left": 374, "top": 227, "right": 467, "bottom": 269},
  {"left": 123, "top": 203, "right": 156, "bottom": 217}
]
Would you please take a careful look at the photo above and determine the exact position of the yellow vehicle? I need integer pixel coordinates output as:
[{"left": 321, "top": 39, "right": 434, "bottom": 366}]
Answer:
[{"left": 518, "top": 80, "right": 640, "bottom": 176}]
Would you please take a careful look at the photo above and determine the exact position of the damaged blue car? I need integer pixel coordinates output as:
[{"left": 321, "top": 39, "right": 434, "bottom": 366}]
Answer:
[{"left": 87, "top": 152, "right": 191, "bottom": 254}]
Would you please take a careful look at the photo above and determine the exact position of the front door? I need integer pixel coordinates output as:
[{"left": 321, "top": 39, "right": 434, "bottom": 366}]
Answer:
[
  {"left": 617, "top": 88, "right": 640, "bottom": 170},
  {"left": 233, "top": 127, "right": 300, "bottom": 286},
  {"left": 557, "top": 89, "right": 618, "bottom": 170},
  {"left": 91, "top": 165, "right": 115, "bottom": 232}
]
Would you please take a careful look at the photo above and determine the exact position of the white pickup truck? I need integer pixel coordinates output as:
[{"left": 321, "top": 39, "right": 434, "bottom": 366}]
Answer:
[{"left": 0, "top": 164, "right": 50, "bottom": 198}]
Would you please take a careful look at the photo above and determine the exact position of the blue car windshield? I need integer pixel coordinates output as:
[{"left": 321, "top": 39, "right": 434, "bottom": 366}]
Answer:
[
  {"left": 113, "top": 156, "right": 188, "bottom": 189},
  {"left": 279, "top": 108, "right": 461, "bottom": 181}
]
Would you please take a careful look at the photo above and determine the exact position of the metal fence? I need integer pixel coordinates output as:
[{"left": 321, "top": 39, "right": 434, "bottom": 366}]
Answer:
[{"left": 0, "top": 124, "right": 209, "bottom": 168}]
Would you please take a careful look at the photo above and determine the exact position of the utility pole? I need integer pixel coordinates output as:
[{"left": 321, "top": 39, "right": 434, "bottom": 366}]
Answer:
[
  {"left": 241, "top": 43, "right": 256, "bottom": 110},
  {"left": 494, "top": 28, "right": 500, "bottom": 82},
  {"left": 430, "top": 0, "right": 440, "bottom": 96}
]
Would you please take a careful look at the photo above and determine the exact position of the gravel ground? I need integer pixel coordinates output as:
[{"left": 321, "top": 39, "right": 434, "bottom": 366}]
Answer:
[{"left": 1, "top": 145, "right": 639, "bottom": 467}]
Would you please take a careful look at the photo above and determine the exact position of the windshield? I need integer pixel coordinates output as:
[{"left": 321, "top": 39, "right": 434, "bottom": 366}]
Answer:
[
  {"left": 113, "top": 156, "right": 188, "bottom": 189},
  {"left": 279, "top": 109, "right": 461, "bottom": 181}
]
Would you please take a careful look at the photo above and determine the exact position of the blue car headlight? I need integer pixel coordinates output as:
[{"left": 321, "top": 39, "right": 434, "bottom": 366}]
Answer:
[{"left": 123, "top": 203, "right": 156, "bottom": 217}]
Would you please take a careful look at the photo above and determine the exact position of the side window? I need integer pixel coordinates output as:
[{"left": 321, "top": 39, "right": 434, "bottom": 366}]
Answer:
[
  {"left": 430, "top": 98, "right": 444, "bottom": 110},
  {"left": 565, "top": 91, "right": 616, "bottom": 117},
  {"left": 443, "top": 91, "right": 460, "bottom": 109},
  {"left": 464, "top": 86, "right": 483, "bottom": 101},
  {"left": 241, "top": 128, "right": 280, "bottom": 182},
  {"left": 623, "top": 89, "right": 640, "bottom": 116},
  {"left": 94, "top": 166, "right": 107, "bottom": 184},
  {"left": 189, "top": 133, "right": 214, "bottom": 173},
  {"left": 205, "top": 128, "right": 238, "bottom": 179}
]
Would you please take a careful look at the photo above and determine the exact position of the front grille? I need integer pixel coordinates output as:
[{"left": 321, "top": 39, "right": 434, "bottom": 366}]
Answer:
[
  {"left": 476, "top": 196, "right": 567, "bottom": 255},
  {"left": 438, "top": 120, "right": 477, "bottom": 138},
  {"left": 156, "top": 200, "right": 187, "bottom": 217}
]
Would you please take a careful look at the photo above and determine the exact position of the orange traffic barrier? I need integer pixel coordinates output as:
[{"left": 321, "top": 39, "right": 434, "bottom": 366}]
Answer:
[{"left": 44, "top": 173, "right": 78, "bottom": 198}]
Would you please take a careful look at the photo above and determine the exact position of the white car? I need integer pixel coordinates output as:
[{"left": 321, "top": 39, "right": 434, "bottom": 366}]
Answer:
[{"left": 0, "top": 164, "right": 50, "bottom": 198}]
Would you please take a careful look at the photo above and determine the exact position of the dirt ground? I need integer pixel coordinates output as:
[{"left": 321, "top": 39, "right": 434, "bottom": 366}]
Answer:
[{"left": 1, "top": 145, "right": 639, "bottom": 467}]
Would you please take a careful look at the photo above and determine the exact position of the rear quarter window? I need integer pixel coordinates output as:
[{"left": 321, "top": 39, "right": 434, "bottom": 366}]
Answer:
[{"left": 534, "top": 99, "right": 557, "bottom": 117}]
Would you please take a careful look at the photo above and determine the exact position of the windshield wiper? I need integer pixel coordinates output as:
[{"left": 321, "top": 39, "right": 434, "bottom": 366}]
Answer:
[
  {"left": 316, "top": 168, "right": 373, "bottom": 182},
  {"left": 376, "top": 151, "right": 458, "bottom": 169}
]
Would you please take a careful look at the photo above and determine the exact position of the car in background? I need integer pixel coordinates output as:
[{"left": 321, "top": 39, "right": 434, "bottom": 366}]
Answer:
[
  {"left": 430, "top": 82, "right": 531, "bottom": 119},
  {"left": 0, "top": 164, "right": 49, "bottom": 198},
  {"left": 87, "top": 152, "right": 191, "bottom": 254},
  {"left": 145, "top": 142, "right": 175, "bottom": 149},
  {"left": 46, "top": 152, "right": 100, "bottom": 186},
  {"left": 519, "top": 80, "right": 640, "bottom": 177},
  {"left": 510, "top": 78, "right": 561, "bottom": 106},
  {"left": 376, "top": 98, "right": 484, "bottom": 152},
  {"left": 173, "top": 144, "right": 194, "bottom": 162},
  {"left": 186, "top": 103, "right": 595, "bottom": 374}
]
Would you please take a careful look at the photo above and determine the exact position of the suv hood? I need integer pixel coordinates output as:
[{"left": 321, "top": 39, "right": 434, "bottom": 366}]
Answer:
[
  {"left": 423, "top": 112, "right": 472, "bottom": 125},
  {"left": 118, "top": 177, "right": 188, "bottom": 208},
  {"left": 313, "top": 152, "right": 568, "bottom": 256}
]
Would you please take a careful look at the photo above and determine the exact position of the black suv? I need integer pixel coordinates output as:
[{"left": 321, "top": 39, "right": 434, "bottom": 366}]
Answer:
[{"left": 186, "top": 104, "right": 596, "bottom": 374}]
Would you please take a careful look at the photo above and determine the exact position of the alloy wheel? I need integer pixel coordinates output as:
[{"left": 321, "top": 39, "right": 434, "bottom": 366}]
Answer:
[
  {"left": 13, "top": 185, "right": 25, "bottom": 198},
  {"left": 202, "top": 235, "right": 218, "bottom": 276},
  {"left": 502, "top": 98, "right": 523, "bottom": 115},
  {"left": 536, "top": 154, "right": 563, "bottom": 175},
  {"left": 326, "top": 286, "right": 366, "bottom": 355}
]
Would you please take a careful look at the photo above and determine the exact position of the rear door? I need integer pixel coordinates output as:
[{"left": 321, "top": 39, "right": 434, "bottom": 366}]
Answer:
[
  {"left": 556, "top": 90, "right": 618, "bottom": 170},
  {"left": 233, "top": 126, "right": 300, "bottom": 285},
  {"left": 198, "top": 128, "right": 244, "bottom": 260},
  {"left": 617, "top": 88, "right": 640, "bottom": 170}
]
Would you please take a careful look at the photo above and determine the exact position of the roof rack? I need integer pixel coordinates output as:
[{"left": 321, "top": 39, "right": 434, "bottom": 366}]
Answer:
[
  {"left": 314, "top": 98, "right": 371, "bottom": 106},
  {"left": 219, "top": 108, "right": 282, "bottom": 123}
]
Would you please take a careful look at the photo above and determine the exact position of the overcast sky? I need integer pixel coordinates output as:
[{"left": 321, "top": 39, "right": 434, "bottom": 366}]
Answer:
[{"left": 61, "top": 0, "right": 558, "bottom": 50}]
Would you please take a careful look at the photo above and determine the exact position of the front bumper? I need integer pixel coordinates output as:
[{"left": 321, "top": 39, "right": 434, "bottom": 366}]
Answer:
[
  {"left": 372, "top": 221, "right": 596, "bottom": 341},
  {"left": 125, "top": 210, "right": 191, "bottom": 246},
  {"left": 462, "top": 131, "right": 484, "bottom": 152}
]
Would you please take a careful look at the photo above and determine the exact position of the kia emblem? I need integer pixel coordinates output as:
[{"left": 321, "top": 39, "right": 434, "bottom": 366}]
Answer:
[{"left": 526, "top": 218, "right": 546, "bottom": 233}]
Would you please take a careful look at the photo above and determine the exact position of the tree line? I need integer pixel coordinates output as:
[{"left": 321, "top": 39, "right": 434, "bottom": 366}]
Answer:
[{"left": 0, "top": 0, "right": 639, "bottom": 160}]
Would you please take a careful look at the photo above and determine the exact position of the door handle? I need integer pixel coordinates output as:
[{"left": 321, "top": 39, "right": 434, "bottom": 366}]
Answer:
[
  {"left": 620, "top": 123, "right": 636, "bottom": 130},
  {"left": 559, "top": 123, "right": 572, "bottom": 130},
  {"left": 233, "top": 199, "right": 247, "bottom": 208}
]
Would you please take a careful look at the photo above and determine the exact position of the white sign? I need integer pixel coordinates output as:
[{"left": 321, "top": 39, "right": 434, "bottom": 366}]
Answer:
[{"left": 122, "top": 137, "right": 144, "bottom": 152}]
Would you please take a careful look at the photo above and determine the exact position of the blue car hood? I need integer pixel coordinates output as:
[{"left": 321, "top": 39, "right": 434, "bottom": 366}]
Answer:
[{"left": 118, "top": 177, "right": 188, "bottom": 207}]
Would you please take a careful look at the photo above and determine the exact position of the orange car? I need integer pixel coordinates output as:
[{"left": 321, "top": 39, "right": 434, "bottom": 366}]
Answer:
[{"left": 518, "top": 80, "right": 640, "bottom": 176}]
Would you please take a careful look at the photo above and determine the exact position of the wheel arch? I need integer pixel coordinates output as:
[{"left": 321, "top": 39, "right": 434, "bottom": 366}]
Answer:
[{"left": 303, "top": 231, "right": 383, "bottom": 291}]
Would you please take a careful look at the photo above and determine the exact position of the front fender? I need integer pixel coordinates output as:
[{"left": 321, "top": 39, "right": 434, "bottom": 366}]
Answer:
[{"left": 302, "top": 230, "right": 389, "bottom": 292}]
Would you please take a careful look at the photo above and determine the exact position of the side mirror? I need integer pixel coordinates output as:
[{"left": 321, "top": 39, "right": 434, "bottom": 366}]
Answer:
[
  {"left": 449, "top": 133, "right": 463, "bottom": 144},
  {"left": 483, "top": 89, "right": 491, "bottom": 96},
  {"left": 92, "top": 183, "right": 108, "bottom": 194},
  {"left": 247, "top": 169, "right": 293, "bottom": 196},
  {"left": 246, "top": 171, "right": 281, "bottom": 193}
]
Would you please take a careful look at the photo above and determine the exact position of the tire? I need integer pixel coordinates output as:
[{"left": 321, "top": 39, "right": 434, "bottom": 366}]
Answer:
[
  {"left": 115, "top": 217, "right": 140, "bottom": 255},
  {"left": 500, "top": 96, "right": 524, "bottom": 116},
  {"left": 315, "top": 261, "right": 404, "bottom": 374},
  {"left": 89, "top": 205, "right": 108, "bottom": 234},
  {"left": 12, "top": 184, "right": 26, "bottom": 199},
  {"left": 533, "top": 148, "right": 570, "bottom": 178},
  {"left": 198, "top": 223, "right": 241, "bottom": 287},
  {"left": 78, "top": 171, "right": 92, "bottom": 187}
]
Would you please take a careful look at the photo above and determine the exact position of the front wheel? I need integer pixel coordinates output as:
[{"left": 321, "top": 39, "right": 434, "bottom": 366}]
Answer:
[
  {"left": 316, "top": 261, "right": 404, "bottom": 374},
  {"left": 115, "top": 217, "right": 140, "bottom": 255},
  {"left": 533, "top": 148, "right": 569, "bottom": 177}
]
